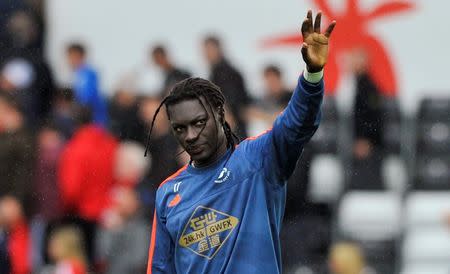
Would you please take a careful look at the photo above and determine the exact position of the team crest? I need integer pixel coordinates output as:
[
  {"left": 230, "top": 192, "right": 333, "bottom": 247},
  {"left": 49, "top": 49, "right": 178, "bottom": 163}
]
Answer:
[{"left": 179, "top": 206, "right": 239, "bottom": 259}]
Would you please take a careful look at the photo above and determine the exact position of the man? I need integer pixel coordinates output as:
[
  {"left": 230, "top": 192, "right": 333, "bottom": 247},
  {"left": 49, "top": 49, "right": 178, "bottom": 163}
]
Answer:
[
  {"left": 0, "top": 92, "right": 34, "bottom": 216},
  {"left": 151, "top": 45, "right": 191, "bottom": 96},
  {"left": 350, "top": 48, "right": 384, "bottom": 190},
  {"left": 57, "top": 105, "right": 117, "bottom": 264},
  {"left": 245, "top": 65, "right": 293, "bottom": 136},
  {"left": 0, "top": 196, "right": 31, "bottom": 274},
  {"left": 97, "top": 187, "right": 149, "bottom": 274},
  {"left": 138, "top": 96, "right": 182, "bottom": 218},
  {"left": 66, "top": 43, "right": 108, "bottom": 126},
  {"left": 146, "top": 10, "right": 336, "bottom": 274},
  {"left": 203, "top": 35, "right": 250, "bottom": 138},
  {"left": 263, "top": 65, "right": 293, "bottom": 107}
]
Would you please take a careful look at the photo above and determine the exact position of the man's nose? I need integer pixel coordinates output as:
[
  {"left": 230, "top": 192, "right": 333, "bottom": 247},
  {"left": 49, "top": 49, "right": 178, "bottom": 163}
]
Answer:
[{"left": 185, "top": 127, "right": 199, "bottom": 144}]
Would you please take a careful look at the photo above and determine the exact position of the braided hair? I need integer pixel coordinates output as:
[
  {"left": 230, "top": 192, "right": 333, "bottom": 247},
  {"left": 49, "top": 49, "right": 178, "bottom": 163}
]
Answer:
[{"left": 144, "top": 77, "right": 239, "bottom": 157}]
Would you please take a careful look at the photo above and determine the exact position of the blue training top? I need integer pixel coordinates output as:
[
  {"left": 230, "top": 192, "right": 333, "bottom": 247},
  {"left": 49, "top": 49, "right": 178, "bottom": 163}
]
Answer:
[
  {"left": 147, "top": 74, "right": 324, "bottom": 274},
  {"left": 74, "top": 64, "right": 108, "bottom": 126}
]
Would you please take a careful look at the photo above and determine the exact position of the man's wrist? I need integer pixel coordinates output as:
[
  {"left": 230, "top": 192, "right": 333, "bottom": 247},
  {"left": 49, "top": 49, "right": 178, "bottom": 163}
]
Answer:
[{"left": 303, "top": 67, "right": 324, "bottom": 83}]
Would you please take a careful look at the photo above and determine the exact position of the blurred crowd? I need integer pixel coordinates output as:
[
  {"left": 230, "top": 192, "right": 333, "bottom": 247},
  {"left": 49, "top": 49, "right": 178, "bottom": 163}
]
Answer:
[{"left": 0, "top": 1, "right": 449, "bottom": 274}]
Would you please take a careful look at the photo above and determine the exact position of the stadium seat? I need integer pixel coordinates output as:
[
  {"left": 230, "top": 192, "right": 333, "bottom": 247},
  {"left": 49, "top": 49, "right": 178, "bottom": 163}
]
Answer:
[
  {"left": 321, "top": 97, "right": 338, "bottom": 121},
  {"left": 417, "top": 122, "right": 450, "bottom": 155},
  {"left": 405, "top": 191, "right": 450, "bottom": 228},
  {"left": 402, "top": 228, "right": 450, "bottom": 265},
  {"left": 308, "top": 154, "right": 343, "bottom": 203},
  {"left": 337, "top": 191, "right": 402, "bottom": 274},
  {"left": 418, "top": 98, "right": 450, "bottom": 122},
  {"left": 382, "top": 98, "right": 402, "bottom": 154},
  {"left": 383, "top": 121, "right": 402, "bottom": 154},
  {"left": 348, "top": 151, "right": 384, "bottom": 190},
  {"left": 382, "top": 97, "right": 401, "bottom": 122},
  {"left": 310, "top": 97, "right": 338, "bottom": 153},
  {"left": 310, "top": 122, "right": 338, "bottom": 153},
  {"left": 414, "top": 97, "right": 450, "bottom": 190},
  {"left": 400, "top": 264, "right": 450, "bottom": 274},
  {"left": 382, "top": 155, "right": 407, "bottom": 193},
  {"left": 415, "top": 156, "right": 450, "bottom": 190},
  {"left": 338, "top": 191, "right": 402, "bottom": 241}
]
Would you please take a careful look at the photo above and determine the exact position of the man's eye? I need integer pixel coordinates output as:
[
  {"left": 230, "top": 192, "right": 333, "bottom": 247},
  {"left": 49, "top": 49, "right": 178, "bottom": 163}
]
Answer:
[
  {"left": 174, "top": 127, "right": 184, "bottom": 133},
  {"left": 195, "top": 120, "right": 206, "bottom": 126}
]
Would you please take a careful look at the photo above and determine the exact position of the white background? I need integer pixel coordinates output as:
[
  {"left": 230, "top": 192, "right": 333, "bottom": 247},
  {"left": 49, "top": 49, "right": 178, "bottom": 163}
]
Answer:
[{"left": 46, "top": 0, "right": 449, "bottom": 114}]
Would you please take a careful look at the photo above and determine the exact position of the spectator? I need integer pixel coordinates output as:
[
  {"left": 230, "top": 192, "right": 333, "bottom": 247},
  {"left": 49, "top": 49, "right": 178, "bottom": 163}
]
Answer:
[
  {"left": 0, "top": 58, "right": 37, "bottom": 125},
  {"left": 33, "top": 124, "right": 65, "bottom": 221},
  {"left": 30, "top": 124, "right": 66, "bottom": 269},
  {"left": 0, "top": 196, "right": 31, "bottom": 274},
  {"left": 0, "top": 56, "right": 55, "bottom": 127},
  {"left": 57, "top": 105, "right": 118, "bottom": 265},
  {"left": 0, "top": 92, "right": 34, "bottom": 216},
  {"left": 114, "top": 141, "right": 150, "bottom": 187},
  {"left": 137, "top": 96, "right": 181, "bottom": 216},
  {"left": 0, "top": 2, "right": 45, "bottom": 56},
  {"left": 329, "top": 242, "right": 371, "bottom": 274},
  {"left": 108, "top": 84, "right": 144, "bottom": 142},
  {"left": 349, "top": 49, "right": 384, "bottom": 190},
  {"left": 262, "top": 65, "right": 293, "bottom": 107},
  {"left": 66, "top": 43, "right": 108, "bottom": 126},
  {"left": 0, "top": 8, "right": 55, "bottom": 124},
  {"left": 96, "top": 187, "right": 149, "bottom": 274},
  {"left": 203, "top": 35, "right": 250, "bottom": 138},
  {"left": 352, "top": 49, "right": 383, "bottom": 152},
  {"left": 151, "top": 45, "right": 191, "bottom": 96},
  {"left": 50, "top": 88, "right": 77, "bottom": 139},
  {"left": 46, "top": 226, "right": 87, "bottom": 274},
  {"left": 246, "top": 64, "right": 292, "bottom": 135}
]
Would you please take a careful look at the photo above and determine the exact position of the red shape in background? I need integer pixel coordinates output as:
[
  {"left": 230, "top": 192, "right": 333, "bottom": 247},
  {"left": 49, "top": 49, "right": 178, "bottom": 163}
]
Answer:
[{"left": 262, "top": 0, "right": 414, "bottom": 96}]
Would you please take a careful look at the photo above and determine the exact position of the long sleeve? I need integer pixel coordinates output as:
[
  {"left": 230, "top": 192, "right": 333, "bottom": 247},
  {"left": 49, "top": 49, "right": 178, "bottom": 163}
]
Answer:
[
  {"left": 74, "top": 68, "right": 108, "bottom": 126},
  {"left": 147, "top": 209, "right": 175, "bottom": 274},
  {"left": 263, "top": 73, "right": 324, "bottom": 182}
]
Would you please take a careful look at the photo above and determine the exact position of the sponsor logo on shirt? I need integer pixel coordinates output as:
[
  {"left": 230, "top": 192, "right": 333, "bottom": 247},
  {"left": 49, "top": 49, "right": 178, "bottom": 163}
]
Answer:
[
  {"left": 179, "top": 206, "right": 239, "bottom": 259},
  {"left": 214, "top": 168, "right": 230, "bottom": 184}
]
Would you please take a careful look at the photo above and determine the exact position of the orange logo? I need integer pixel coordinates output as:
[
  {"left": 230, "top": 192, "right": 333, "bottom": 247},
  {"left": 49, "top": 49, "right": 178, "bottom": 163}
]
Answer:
[{"left": 169, "top": 194, "right": 182, "bottom": 207}]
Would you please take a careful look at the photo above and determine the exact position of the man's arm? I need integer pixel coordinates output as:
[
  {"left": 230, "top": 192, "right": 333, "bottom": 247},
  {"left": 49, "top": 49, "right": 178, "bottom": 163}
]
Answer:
[
  {"left": 262, "top": 11, "right": 336, "bottom": 181},
  {"left": 146, "top": 208, "right": 175, "bottom": 274}
]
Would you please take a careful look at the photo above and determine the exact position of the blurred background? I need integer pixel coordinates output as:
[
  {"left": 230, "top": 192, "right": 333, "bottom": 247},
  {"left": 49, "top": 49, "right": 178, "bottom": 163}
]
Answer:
[{"left": 0, "top": 0, "right": 449, "bottom": 274}]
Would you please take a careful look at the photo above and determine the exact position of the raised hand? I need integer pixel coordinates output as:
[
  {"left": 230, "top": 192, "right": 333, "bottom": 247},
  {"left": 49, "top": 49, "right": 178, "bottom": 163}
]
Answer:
[{"left": 301, "top": 10, "right": 336, "bottom": 72}]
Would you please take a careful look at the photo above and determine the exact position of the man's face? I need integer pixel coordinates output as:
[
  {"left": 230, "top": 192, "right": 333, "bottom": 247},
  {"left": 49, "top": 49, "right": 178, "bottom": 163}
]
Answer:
[
  {"left": 67, "top": 50, "right": 83, "bottom": 70},
  {"left": 167, "top": 97, "right": 226, "bottom": 167},
  {"left": 203, "top": 42, "right": 221, "bottom": 65},
  {"left": 152, "top": 52, "right": 166, "bottom": 68},
  {"left": 264, "top": 71, "right": 283, "bottom": 96}
]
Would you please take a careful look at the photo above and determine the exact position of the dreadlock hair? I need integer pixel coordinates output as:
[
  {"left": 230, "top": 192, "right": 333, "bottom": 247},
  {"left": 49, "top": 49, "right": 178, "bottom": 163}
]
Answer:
[{"left": 144, "top": 77, "right": 239, "bottom": 157}]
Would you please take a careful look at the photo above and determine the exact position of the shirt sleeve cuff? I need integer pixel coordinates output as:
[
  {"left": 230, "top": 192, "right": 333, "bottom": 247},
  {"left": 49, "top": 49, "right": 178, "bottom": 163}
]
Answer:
[{"left": 303, "top": 68, "right": 324, "bottom": 84}]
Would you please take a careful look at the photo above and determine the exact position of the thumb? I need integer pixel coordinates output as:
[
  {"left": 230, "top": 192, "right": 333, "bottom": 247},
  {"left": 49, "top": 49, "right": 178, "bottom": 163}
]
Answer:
[{"left": 301, "top": 42, "right": 309, "bottom": 63}]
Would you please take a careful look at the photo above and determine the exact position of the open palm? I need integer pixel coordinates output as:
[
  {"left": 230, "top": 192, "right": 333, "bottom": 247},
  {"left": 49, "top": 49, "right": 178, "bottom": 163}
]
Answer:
[{"left": 301, "top": 10, "right": 336, "bottom": 72}]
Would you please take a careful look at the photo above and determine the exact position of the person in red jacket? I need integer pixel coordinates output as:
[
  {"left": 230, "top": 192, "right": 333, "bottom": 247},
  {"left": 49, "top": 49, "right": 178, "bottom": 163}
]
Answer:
[
  {"left": 57, "top": 105, "right": 118, "bottom": 266},
  {"left": 0, "top": 195, "right": 31, "bottom": 274}
]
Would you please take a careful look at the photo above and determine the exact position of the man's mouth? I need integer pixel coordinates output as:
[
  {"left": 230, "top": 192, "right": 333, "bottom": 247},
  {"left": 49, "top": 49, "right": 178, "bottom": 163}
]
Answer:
[{"left": 187, "top": 144, "right": 204, "bottom": 155}]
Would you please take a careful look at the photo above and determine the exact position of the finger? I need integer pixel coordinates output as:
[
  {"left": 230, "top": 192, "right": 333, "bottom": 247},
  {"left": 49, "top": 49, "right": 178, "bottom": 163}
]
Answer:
[
  {"left": 324, "top": 20, "right": 337, "bottom": 38},
  {"left": 301, "top": 18, "right": 311, "bottom": 37},
  {"left": 307, "top": 9, "right": 313, "bottom": 29},
  {"left": 314, "top": 11, "right": 322, "bottom": 33}
]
